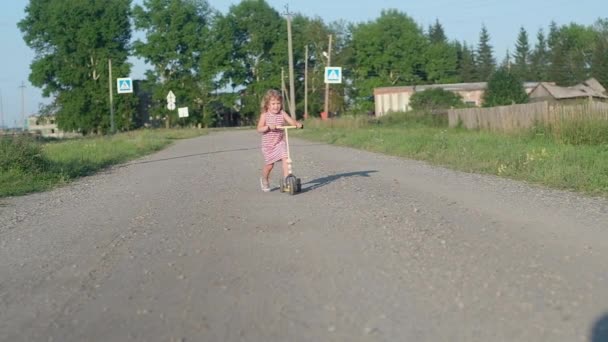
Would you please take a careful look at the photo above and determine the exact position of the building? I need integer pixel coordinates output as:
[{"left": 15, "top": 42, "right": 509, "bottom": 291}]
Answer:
[
  {"left": 528, "top": 78, "right": 608, "bottom": 103},
  {"left": 373, "top": 81, "right": 541, "bottom": 116},
  {"left": 27, "top": 115, "right": 80, "bottom": 138}
]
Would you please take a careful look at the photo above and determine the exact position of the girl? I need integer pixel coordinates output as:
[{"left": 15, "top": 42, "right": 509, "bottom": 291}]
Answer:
[{"left": 256, "top": 89, "right": 302, "bottom": 192}]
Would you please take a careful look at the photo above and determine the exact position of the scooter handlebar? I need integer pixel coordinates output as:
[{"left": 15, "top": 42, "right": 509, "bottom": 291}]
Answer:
[{"left": 277, "top": 125, "right": 304, "bottom": 130}]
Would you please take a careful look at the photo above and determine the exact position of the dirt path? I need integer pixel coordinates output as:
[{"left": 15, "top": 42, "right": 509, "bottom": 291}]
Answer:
[{"left": 1, "top": 130, "right": 607, "bottom": 342}]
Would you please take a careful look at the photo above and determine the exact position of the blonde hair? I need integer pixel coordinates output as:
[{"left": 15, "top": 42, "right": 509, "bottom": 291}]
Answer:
[{"left": 260, "top": 89, "right": 283, "bottom": 113}]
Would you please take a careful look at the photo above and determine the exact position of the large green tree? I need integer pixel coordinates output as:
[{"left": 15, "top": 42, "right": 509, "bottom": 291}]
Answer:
[
  {"left": 214, "top": 0, "right": 286, "bottom": 121},
  {"left": 547, "top": 23, "right": 595, "bottom": 85},
  {"left": 349, "top": 9, "right": 427, "bottom": 110},
  {"left": 476, "top": 25, "right": 496, "bottom": 81},
  {"left": 133, "top": 0, "right": 215, "bottom": 127},
  {"left": 19, "top": 0, "right": 134, "bottom": 134}
]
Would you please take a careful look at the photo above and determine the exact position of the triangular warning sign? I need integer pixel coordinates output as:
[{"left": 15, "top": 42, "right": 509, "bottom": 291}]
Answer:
[{"left": 120, "top": 81, "right": 130, "bottom": 90}]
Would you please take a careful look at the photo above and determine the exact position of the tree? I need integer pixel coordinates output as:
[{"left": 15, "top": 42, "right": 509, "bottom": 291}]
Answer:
[
  {"left": 410, "top": 88, "right": 464, "bottom": 111},
  {"left": 591, "top": 19, "right": 608, "bottom": 88},
  {"left": 476, "top": 25, "right": 496, "bottom": 81},
  {"left": 457, "top": 42, "right": 477, "bottom": 82},
  {"left": 349, "top": 9, "right": 428, "bottom": 110},
  {"left": 133, "top": 0, "right": 215, "bottom": 127},
  {"left": 530, "top": 28, "right": 549, "bottom": 81},
  {"left": 424, "top": 20, "right": 458, "bottom": 84},
  {"left": 513, "top": 27, "right": 531, "bottom": 80},
  {"left": 547, "top": 23, "right": 595, "bottom": 85},
  {"left": 290, "top": 16, "right": 333, "bottom": 116},
  {"left": 424, "top": 42, "right": 459, "bottom": 84},
  {"left": 428, "top": 19, "right": 447, "bottom": 44},
  {"left": 214, "top": 0, "right": 286, "bottom": 121},
  {"left": 483, "top": 67, "right": 528, "bottom": 107},
  {"left": 501, "top": 49, "right": 512, "bottom": 69},
  {"left": 19, "top": 0, "right": 134, "bottom": 134}
]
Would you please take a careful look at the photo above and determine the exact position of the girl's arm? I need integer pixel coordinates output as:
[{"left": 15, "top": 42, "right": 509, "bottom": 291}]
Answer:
[
  {"left": 257, "top": 113, "right": 271, "bottom": 133},
  {"left": 282, "top": 111, "right": 302, "bottom": 128}
]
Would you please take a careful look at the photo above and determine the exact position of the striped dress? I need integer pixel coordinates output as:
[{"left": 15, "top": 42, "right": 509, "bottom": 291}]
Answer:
[{"left": 261, "top": 111, "right": 287, "bottom": 165}]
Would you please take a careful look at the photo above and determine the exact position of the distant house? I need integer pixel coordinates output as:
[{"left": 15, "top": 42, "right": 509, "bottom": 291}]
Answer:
[
  {"left": 27, "top": 115, "right": 81, "bottom": 138},
  {"left": 373, "top": 81, "right": 540, "bottom": 116},
  {"left": 528, "top": 78, "right": 608, "bottom": 103}
]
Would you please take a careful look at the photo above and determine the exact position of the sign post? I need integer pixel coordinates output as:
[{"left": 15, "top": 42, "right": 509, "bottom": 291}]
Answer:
[{"left": 166, "top": 91, "right": 176, "bottom": 110}]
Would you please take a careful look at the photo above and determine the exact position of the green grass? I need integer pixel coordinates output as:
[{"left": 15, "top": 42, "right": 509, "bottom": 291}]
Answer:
[
  {"left": 0, "top": 128, "right": 207, "bottom": 197},
  {"left": 297, "top": 114, "right": 608, "bottom": 197}
]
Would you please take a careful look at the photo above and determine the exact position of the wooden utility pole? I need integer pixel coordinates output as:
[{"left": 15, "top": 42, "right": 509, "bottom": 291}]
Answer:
[
  {"left": 19, "top": 82, "right": 26, "bottom": 130},
  {"left": 304, "top": 45, "right": 308, "bottom": 120},
  {"left": 108, "top": 59, "right": 115, "bottom": 134},
  {"left": 323, "top": 34, "right": 332, "bottom": 119},
  {"left": 285, "top": 7, "right": 296, "bottom": 118},
  {"left": 281, "top": 68, "right": 291, "bottom": 112}
]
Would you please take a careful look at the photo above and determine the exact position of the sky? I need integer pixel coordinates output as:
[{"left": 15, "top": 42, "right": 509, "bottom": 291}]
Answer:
[{"left": 0, "top": 0, "right": 605, "bottom": 128}]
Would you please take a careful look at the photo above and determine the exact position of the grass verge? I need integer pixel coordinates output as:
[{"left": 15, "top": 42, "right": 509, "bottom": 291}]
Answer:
[
  {"left": 296, "top": 113, "right": 608, "bottom": 197},
  {"left": 0, "top": 128, "right": 207, "bottom": 198}
]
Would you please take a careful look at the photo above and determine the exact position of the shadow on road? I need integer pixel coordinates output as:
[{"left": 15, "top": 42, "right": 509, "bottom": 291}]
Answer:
[
  {"left": 592, "top": 312, "right": 608, "bottom": 342},
  {"left": 301, "top": 170, "right": 378, "bottom": 192}
]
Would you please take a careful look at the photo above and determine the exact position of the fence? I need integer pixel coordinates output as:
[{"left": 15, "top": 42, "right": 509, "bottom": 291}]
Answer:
[{"left": 448, "top": 100, "right": 608, "bottom": 131}]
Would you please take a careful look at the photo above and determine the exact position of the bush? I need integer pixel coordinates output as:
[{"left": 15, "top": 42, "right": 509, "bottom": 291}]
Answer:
[
  {"left": 483, "top": 68, "right": 528, "bottom": 107},
  {"left": 410, "top": 88, "right": 465, "bottom": 112},
  {"left": 0, "top": 136, "right": 49, "bottom": 173}
]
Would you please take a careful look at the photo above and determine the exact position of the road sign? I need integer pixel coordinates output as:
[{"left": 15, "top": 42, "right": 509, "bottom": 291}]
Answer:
[
  {"left": 166, "top": 91, "right": 176, "bottom": 111},
  {"left": 167, "top": 91, "right": 176, "bottom": 104},
  {"left": 117, "top": 78, "right": 133, "bottom": 93},
  {"left": 178, "top": 107, "right": 189, "bottom": 118},
  {"left": 324, "top": 67, "right": 342, "bottom": 84}
]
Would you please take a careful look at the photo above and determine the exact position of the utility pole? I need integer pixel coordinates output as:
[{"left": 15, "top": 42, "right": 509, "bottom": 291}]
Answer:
[
  {"left": 108, "top": 59, "right": 115, "bottom": 134},
  {"left": 19, "top": 82, "right": 26, "bottom": 130},
  {"left": 281, "top": 67, "right": 292, "bottom": 112},
  {"left": 284, "top": 6, "right": 296, "bottom": 119},
  {"left": 304, "top": 45, "right": 308, "bottom": 120},
  {"left": 323, "top": 34, "right": 332, "bottom": 119}
]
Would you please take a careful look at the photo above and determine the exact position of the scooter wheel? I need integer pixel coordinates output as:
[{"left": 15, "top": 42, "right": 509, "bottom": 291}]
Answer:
[
  {"left": 296, "top": 178, "right": 301, "bottom": 193},
  {"left": 287, "top": 176, "right": 297, "bottom": 195}
]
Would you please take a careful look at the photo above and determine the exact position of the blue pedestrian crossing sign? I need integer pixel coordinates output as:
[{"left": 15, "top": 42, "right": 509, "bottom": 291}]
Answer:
[
  {"left": 117, "top": 77, "right": 133, "bottom": 94},
  {"left": 324, "top": 67, "right": 342, "bottom": 84}
]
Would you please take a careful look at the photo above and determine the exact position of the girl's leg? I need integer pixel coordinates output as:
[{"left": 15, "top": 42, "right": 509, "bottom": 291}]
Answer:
[{"left": 262, "top": 163, "right": 273, "bottom": 183}]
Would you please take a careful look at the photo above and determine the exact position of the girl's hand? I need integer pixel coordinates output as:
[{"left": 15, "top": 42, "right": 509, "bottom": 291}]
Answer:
[
  {"left": 296, "top": 122, "right": 303, "bottom": 129},
  {"left": 268, "top": 124, "right": 275, "bottom": 131}
]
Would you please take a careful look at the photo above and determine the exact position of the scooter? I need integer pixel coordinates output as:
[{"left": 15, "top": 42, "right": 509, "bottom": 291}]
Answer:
[{"left": 277, "top": 125, "right": 303, "bottom": 195}]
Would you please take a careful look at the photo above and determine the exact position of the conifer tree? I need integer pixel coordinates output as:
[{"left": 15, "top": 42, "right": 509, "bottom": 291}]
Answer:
[
  {"left": 530, "top": 28, "right": 549, "bottom": 81},
  {"left": 476, "top": 25, "right": 496, "bottom": 81},
  {"left": 513, "top": 27, "right": 531, "bottom": 80}
]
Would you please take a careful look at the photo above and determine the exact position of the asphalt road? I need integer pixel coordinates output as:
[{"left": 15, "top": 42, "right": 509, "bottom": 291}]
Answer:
[{"left": 1, "top": 130, "right": 607, "bottom": 342}]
